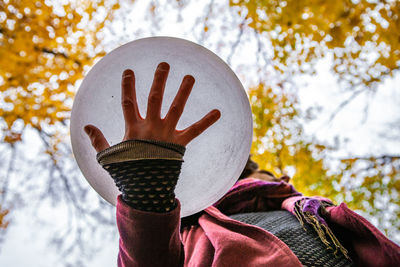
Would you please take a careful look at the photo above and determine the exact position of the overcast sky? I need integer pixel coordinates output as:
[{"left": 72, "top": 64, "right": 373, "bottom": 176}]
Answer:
[{"left": 1, "top": 0, "right": 399, "bottom": 266}]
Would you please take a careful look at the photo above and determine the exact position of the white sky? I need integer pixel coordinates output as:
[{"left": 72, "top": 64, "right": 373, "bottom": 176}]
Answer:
[{"left": 297, "top": 58, "right": 400, "bottom": 157}]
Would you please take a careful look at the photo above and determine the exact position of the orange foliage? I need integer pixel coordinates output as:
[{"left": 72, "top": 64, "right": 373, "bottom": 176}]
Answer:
[{"left": 0, "top": 0, "right": 122, "bottom": 143}]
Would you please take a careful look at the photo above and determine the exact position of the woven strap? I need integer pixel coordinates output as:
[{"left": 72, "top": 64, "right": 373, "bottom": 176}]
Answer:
[{"left": 230, "top": 211, "right": 353, "bottom": 267}]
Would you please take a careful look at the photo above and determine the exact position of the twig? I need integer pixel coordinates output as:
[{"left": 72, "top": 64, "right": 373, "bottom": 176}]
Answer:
[
  {"left": 1, "top": 145, "right": 16, "bottom": 204},
  {"left": 199, "top": 0, "right": 215, "bottom": 44},
  {"left": 227, "top": 17, "right": 246, "bottom": 65},
  {"left": 34, "top": 46, "right": 82, "bottom": 66},
  {"left": 328, "top": 88, "right": 366, "bottom": 123}
]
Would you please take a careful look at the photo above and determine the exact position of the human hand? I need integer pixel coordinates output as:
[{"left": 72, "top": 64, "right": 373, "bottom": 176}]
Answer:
[{"left": 84, "top": 62, "right": 221, "bottom": 152}]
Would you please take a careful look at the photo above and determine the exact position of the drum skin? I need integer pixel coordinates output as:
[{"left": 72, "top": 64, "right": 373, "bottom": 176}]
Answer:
[{"left": 70, "top": 37, "right": 252, "bottom": 217}]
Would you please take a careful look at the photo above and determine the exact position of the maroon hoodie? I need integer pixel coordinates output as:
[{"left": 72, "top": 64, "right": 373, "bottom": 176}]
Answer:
[{"left": 115, "top": 178, "right": 400, "bottom": 266}]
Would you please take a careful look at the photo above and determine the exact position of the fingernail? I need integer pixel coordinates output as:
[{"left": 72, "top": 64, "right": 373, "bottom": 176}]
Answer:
[
  {"left": 84, "top": 126, "right": 91, "bottom": 135},
  {"left": 185, "top": 75, "right": 195, "bottom": 83},
  {"left": 158, "top": 62, "right": 170, "bottom": 71},
  {"left": 123, "top": 69, "right": 133, "bottom": 77}
]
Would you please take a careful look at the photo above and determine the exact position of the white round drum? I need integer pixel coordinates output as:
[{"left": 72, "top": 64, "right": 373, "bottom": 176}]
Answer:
[{"left": 70, "top": 37, "right": 253, "bottom": 217}]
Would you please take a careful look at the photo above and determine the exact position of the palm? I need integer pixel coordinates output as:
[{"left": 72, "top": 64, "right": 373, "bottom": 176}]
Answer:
[{"left": 84, "top": 62, "right": 221, "bottom": 152}]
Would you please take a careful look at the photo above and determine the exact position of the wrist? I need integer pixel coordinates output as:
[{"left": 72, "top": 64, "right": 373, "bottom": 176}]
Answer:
[{"left": 97, "top": 139, "right": 185, "bottom": 212}]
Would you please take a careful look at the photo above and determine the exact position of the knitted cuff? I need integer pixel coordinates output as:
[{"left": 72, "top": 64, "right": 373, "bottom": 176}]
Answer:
[
  {"left": 103, "top": 159, "right": 183, "bottom": 212},
  {"left": 97, "top": 140, "right": 185, "bottom": 212},
  {"left": 97, "top": 139, "right": 185, "bottom": 164}
]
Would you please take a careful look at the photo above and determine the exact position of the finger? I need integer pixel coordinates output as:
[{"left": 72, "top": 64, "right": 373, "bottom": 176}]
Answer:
[
  {"left": 84, "top": 125, "right": 110, "bottom": 153},
  {"left": 146, "top": 62, "right": 170, "bottom": 120},
  {"left": 164, "top": 75, "right": 195, "bottom": 129},
  {"left": 121, "top": 69, "right": 140, "bottom": 128},
  {"left": 178, "top": 109, "right": 221, "bottom": 145}
]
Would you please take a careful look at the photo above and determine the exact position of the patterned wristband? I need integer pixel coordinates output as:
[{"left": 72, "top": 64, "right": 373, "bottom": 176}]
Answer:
[
  {"left": 96, "top": 140, "right": 185, "bottom": 212},
  {"left": 103, "top": 159, "right": 182, "bottom": 212}
]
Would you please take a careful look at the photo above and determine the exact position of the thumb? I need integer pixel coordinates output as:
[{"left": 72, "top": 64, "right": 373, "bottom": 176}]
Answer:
[{"left": 84, "top": 125, "right": 110, "bottom": 153}]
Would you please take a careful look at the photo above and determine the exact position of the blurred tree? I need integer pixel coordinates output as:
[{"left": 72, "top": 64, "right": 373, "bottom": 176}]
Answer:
[
  {"left": 0, "top": 0, "right": 399, "bottom": 265},
  {"left": 230, "top": 0, "right": 400, "bottom": 94},
  {"left": 227, "top": 0, "right": 400, "bottom": 239},
  {"left": 0, "top": 210, "right": 7, "bottom": 250},
  {"left": 0, "top": 0, "right": 123, "bottom": 143},
  {"left": 249, "top": 82, "right": 400, "bottom": 239},
  {"left": 0, "top": 206, "right": 8, "bottom": 239},
  {"left": 0, "top": 0, "right": 126, "bottom": 265}
]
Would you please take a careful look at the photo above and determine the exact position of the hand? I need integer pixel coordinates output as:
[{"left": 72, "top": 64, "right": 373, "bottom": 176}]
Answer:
[{"left": 84, "top": 62, "right": 221, "bottom": 152}]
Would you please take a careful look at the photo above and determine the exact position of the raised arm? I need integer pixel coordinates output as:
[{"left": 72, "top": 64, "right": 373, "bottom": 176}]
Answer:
[{"left": 84, "top": 62, "right": 220, "bottom": 266}]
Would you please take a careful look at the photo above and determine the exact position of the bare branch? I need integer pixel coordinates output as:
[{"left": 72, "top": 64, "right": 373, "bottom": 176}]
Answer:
[
  {"left": 198, "top": 0, "right": 215, "bottom": 44},
  {"left": 226, "top": 17, "right": 246, "bottom": 65},
  {"left": 341, "top": 155, "right": 400, "bottom": 162},
  {"left": 328, "top": 87, "right": 366, "bottom": 123},
  {"left": 0, "top": 145, "right": 16, "bottom": 204},
  {"left": 34, "top": 46, "right": 83, "bottom": 66}
]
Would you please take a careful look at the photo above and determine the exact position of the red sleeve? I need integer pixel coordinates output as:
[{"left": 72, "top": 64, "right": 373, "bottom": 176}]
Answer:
[
  {"left": 116, "top": 195, "right": 184, "bottom": 267},
  {"left": 326, "top": 203, "right": 400, "bottom": 267}
]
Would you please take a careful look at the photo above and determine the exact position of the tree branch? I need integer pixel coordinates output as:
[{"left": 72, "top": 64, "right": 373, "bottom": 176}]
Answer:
[
  {"left": 0, "top": 144, "right": 16, "bottom": 204},
  {"left": 341, "top": 155, "right": 400, "bottom": 162},
  {"left": 34, "top": 46, "right": 82, "bottom": 66},
  {"left": 227, "top": 17, "right": 246, "bottom": 65},
  {"left": 328, "top": 87, "right": 366, "bottom": 123}
]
